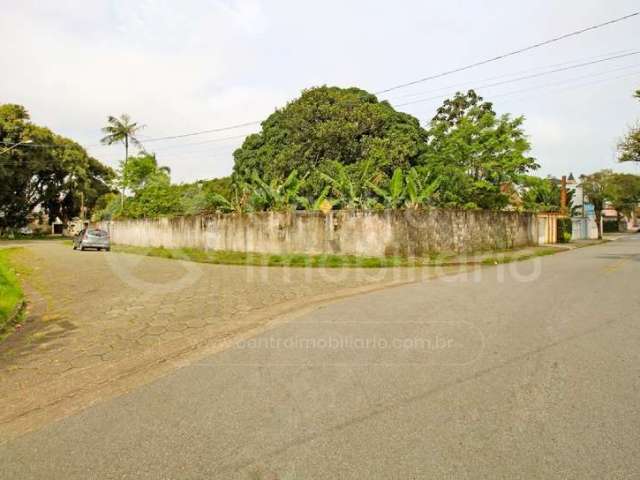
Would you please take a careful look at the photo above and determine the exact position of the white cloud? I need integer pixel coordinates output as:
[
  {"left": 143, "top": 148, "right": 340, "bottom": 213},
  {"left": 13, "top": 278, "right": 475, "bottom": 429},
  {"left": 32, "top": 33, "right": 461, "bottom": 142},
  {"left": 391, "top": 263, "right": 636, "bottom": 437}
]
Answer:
[{"left": 0, "top": 0, "right": 283, "bottom": 180}]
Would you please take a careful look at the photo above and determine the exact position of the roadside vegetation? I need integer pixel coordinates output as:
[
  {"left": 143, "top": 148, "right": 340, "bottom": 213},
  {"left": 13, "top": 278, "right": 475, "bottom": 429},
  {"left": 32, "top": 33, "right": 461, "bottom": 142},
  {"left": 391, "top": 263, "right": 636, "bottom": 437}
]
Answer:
[
  {"left": 0, "top": 248, "right": 24, "bottom": 334},
  {"left": 90, "top": 86, "right": 640, "bottom": 223},
  {"left": 3, "top": 86, "right": 639, "bottom": 233},
  {"left": 113, "top": 244, "right": 566, "bottom": 269},
  {"left": 0, "top": 233, "right": 66, "bottom": 241},
  {"left": 91, "top": 88, "right": 560, "bottom": 221}
]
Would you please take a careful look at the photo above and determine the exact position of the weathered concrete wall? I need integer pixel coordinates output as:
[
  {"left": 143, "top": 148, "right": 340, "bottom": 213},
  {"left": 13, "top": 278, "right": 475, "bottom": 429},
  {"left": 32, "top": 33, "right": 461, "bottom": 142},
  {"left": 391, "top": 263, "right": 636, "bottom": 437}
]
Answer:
[
  {"left": 571, "top": 217, "right": 599, "bottom": 240},
  {"left": 102, "top": 209, "right": 538, "bottom": 256}
]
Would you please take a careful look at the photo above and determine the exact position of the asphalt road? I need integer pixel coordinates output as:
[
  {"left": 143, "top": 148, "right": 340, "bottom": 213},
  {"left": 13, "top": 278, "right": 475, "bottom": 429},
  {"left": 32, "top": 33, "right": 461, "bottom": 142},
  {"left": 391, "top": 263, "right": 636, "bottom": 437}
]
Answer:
[{"left": 1, "top": 236, "right": 639, "bottom": 479}]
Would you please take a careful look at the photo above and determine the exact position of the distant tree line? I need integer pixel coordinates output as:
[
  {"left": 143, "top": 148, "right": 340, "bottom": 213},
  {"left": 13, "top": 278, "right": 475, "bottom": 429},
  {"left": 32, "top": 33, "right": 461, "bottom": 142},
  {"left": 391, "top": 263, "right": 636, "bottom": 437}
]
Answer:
[
  {"left": 95, "top": 87, "right": 557, "bottom": 220},
  {"left": 4, "top": 85, "right": 639, "bottom": 230}
]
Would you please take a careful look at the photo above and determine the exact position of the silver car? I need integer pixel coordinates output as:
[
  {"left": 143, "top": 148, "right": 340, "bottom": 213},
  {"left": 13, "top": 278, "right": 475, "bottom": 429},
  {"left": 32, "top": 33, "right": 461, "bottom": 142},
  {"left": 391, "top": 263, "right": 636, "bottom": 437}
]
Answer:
[{"left": 73, "top": 228, "right": 111, "bottom": 251}]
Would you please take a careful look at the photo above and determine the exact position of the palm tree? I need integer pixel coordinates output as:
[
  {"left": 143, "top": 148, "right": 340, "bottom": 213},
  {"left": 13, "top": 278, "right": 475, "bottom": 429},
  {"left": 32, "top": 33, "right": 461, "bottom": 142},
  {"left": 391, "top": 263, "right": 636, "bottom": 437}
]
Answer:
[{"left": 100, "top": 114, "right": 145, "bottom": 208}]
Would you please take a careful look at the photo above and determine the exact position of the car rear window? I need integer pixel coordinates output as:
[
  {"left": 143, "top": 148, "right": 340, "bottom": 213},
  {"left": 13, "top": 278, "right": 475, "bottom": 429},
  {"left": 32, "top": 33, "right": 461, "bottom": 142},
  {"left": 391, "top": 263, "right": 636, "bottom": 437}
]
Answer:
[{"left": 88, "top": 229, "right": 107, "bottom": 237}]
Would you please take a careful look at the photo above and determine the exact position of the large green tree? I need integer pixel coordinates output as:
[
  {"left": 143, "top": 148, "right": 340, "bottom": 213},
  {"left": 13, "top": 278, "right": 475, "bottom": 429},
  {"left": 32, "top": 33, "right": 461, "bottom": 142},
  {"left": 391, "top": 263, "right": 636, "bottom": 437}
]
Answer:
[
  {"left": 232, "top": 86, "right": 429, "bottom": 199},
  {"left": 606, "top": 172, "right": 640, "bottom": 220},
  {"left": 617, "top": 89, "right": 640, "bottom": 163},
  {"left": 120, "top": 152, "right": 170, "bottom": 194},
  {"left": 423, "top": 90, "right": 539, "bottom": 209},
  {"left": 106, "top": 153, "right": 177, "bottom": 219},
  {"left": 0, "top": 104, "right": 114, "bottom": 233}
]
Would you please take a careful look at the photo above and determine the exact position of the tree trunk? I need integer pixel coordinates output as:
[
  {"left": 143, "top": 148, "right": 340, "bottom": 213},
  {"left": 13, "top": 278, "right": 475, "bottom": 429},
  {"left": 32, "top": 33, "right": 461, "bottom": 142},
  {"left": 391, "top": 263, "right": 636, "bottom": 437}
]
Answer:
[
  {"left": 595, "top": 211, "right": 602, "bottom": 240},
  {"left": 121, "top": 136, "right": 128, "bottom": 209}
]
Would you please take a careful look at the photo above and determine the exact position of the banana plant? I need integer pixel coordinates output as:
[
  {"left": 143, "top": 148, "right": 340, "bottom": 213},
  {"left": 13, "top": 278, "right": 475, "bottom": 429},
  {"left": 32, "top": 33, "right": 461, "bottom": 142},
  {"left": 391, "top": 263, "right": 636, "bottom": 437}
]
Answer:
[
  {"left": 405, "top": 167, "right": 441, "bottom": 208},
  {"left": 319, "top": 160, "right": 381, "bottom": 209},
  {"left": 297, "top": 185, "right": 334, "bottom": 211},
  {"left": 320, "top": 167, "right": 360, "bottom": 209},
  {"left": 367, "top": 168, "right": 406, "bottom": 208},
  {"left": 207, "top": 192, "right": 234, "bottom": 213},
  {"left": 250, "top": 169, "right": 306, "bottom": 211}
]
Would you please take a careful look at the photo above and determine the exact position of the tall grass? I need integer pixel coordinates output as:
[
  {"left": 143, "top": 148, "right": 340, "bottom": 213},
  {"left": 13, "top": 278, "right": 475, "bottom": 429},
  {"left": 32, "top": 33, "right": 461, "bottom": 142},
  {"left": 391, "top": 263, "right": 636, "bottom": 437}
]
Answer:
[{"left": 0, "top": 248, "right": 24, "bottom": 333}]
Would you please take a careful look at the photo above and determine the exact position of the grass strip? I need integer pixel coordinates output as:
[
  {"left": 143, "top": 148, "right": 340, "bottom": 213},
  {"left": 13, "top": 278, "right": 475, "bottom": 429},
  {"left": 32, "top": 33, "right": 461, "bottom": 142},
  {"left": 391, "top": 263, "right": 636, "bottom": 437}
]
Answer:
[
  {"left": 0, "top": 248, "right": 25, "bottom": 335},
  {"left": 112, "top": 244, "right": 565, "bottom": 269}
]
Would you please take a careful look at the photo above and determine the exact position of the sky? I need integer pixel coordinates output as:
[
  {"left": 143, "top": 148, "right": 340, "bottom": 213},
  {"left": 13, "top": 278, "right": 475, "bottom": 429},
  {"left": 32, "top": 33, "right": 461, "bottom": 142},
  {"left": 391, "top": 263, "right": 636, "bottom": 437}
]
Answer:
[{"left": 1, "top": 0, "right": 639, "bottom": 183}]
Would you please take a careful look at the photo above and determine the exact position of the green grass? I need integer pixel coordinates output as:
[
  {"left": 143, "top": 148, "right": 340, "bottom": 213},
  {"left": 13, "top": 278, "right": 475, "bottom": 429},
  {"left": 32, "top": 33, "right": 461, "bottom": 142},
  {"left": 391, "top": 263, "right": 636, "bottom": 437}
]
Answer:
[
  {"left": 480, "top": 246, "right": 560, "bottom": 265},
  {"left": 0, "top": 234, "right": 62, "bottom": 241},
  {"left": 113, "top": 245, "right": 420, "bottom": 268},
  {"left": 0, "top": 248, "right": 25, "bottom": 334},
  {"left": 112, "top": 244, "right": 566, "bottom": 269}
]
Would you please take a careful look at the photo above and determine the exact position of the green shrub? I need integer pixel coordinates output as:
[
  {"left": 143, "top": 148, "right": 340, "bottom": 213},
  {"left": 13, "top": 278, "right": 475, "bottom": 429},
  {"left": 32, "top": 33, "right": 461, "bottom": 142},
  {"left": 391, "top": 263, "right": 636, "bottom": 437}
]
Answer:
[
  {"left": 557, "top": 218, "right": 573, "bottom": 243},
  {"left": 603, "top": 220, "right": 619, "bottom": 233}
]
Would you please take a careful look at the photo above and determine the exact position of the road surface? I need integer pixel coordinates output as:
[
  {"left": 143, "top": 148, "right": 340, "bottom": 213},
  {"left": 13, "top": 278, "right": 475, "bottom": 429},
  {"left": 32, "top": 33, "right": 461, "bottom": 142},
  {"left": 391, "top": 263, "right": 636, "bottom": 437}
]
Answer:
[{"left": 1, "top": 236, "right": 639, "bottom": 479}]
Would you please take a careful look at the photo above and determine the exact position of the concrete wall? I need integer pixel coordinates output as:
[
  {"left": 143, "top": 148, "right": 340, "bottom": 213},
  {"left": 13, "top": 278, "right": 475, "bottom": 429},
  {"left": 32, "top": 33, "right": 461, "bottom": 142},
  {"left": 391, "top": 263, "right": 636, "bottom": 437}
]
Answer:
[
  {"left": 571, "top": 217, "right": 599, "bottom": 240},
  {"left": 101, "top": 209, "right": 539, "bottom": 257}
]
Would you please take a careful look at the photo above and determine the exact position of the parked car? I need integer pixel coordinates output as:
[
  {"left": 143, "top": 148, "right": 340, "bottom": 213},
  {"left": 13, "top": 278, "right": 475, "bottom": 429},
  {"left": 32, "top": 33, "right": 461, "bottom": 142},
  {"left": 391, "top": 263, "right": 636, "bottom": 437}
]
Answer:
[{"left": 73, "top": 228, "right": 110, "bottom": 251}]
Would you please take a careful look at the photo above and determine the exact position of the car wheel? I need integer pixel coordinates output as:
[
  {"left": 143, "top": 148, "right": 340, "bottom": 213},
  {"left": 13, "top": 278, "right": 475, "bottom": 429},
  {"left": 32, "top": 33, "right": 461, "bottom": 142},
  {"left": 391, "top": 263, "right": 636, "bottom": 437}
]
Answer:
[
  {"left": 80, "top": 246, "right": 85, "bottom": 251},
  {"left": 106, "top": 247, "right": 111, "bottom": 252}
]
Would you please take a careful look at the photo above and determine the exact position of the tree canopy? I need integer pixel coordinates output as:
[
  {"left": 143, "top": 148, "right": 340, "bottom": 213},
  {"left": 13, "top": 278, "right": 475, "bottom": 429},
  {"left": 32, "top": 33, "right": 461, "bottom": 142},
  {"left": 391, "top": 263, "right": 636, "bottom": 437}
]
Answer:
[
  {"left": 618, "top": 88, "right": 640, "bottom": 163},
  {"left": 232, "top": 87, "right": 538, "bottom": 211},
  {"left": 93, "top": 153, "right": 235, "bottom": 220},
  {"left": 520, "top": 176, "right": 565, "bottom": 213},
  {"left": 606, "top": 172, "right": 640, "bottom": 218},
  {"left": 423, "top": 90, "right": 538, "bottom": 209},
  {"left": 232, "top": 86, "right": 429, "bottom": 199},
  {"left": 0, "top": 104, "right": 114, "bottom": 232}
]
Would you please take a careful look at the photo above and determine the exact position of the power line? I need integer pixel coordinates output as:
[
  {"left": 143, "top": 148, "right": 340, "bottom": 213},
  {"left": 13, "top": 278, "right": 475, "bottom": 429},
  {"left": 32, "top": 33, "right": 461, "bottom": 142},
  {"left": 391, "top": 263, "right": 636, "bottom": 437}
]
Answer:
[
  {"left": 3, "top": 68, "right": 637, "bottom": 169},
  {"left": 0, "top": 141, "right": 67, "bottom": 148},
  {"left": 489, "top": 68, "right": 640, "bottom": 107},
  {"left": 84, "top": 49, "right": 640, "bottom": 157},
  {"left": 121, "top": 120, "right": 260, "bottom": 145},
  {"left": 413, "top": 67, "right": 640, "bottom": 124},
  {"left": 3, "top": 64, "right": 637, "bottom": 166},
  {"left": 1, "top": 122, "right": 259, "bottom": 151},
  {"left": 140, "top": 133, "right": 253, "bottom": 152},
  {"left": 394, "top": 51, "right": 640, "bottom": 108},
  {"left": 375, "top": 11, "right": 640, "bottom": 95},
  {"left": 4, "top": 12, "right": 639, "bottom": 157},
  {"left": 486, "top": 64, "right": 640, "bottom": 101},
  {"left": 387, "top": 48, "right": 637, "bottom": 101}
]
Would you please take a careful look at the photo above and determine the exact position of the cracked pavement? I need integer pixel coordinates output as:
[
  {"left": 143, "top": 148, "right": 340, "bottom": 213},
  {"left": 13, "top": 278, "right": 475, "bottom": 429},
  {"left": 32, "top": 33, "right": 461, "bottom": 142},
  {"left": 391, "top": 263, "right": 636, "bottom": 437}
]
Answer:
[{"left": 0, "top": 241, "right": 450, "bottom": 439}]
